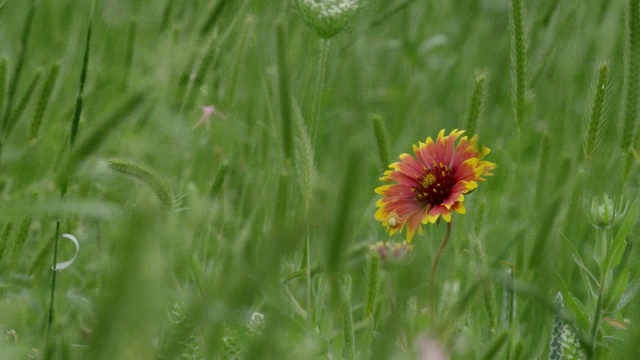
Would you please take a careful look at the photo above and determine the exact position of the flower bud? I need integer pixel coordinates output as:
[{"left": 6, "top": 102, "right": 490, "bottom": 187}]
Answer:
[
  {"left": 589, "top": 194, "right": 628, "bottom": 229},
  {"left": 294, "top": 0, "right": 361, "bottom": 39}
]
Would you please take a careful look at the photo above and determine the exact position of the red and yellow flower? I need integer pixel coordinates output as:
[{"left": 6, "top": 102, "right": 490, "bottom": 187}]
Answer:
[{"left": 375, "top": 129, "right": 495, "bottom": 241}]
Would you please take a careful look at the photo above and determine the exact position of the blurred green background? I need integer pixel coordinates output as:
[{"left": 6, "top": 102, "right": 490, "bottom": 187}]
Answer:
[{"left": 0, "top": 0, "right": 638, "bottom": 358}]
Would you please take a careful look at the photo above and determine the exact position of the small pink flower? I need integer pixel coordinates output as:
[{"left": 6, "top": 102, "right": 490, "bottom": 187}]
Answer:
[{"left": 194, "top": 105, "right": 227, "bottom": 128}]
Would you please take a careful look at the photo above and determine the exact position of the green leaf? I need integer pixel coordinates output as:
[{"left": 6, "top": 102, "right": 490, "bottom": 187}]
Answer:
[
  {"left": 572, "top": 253, "right": 599, "bottom": 288},
  {"left": 615, "top": 279, "right": 640, "bottom": 312},
  {"left": 554, "top": 269, "right": 590, "bottom": 332},
  {"left": 604, "top": 201, "right": 638, "bottom": 274},
  {"left": 602, "top": 267, "right": 629, "bottom": 312}
]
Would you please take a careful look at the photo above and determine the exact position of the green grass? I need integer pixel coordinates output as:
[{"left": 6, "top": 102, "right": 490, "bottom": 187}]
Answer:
[{"left": 0, "top": 0, "right": 639, "bottom": 359}]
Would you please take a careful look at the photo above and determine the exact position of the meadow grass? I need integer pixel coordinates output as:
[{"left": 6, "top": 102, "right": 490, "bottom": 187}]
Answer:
[{"left": 0, "top": 0, "right": 639, "bottom": 359}]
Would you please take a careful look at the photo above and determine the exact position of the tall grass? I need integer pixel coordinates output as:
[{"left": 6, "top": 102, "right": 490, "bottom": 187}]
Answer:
[{"left": 0, "top": 1, "right": 638, "bottom": 359}]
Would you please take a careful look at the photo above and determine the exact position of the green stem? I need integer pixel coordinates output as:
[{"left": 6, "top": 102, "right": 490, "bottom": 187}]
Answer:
[
  {"left": 590, "top": 285, "right": 603, "bottom": 358},
  {"left": 430, "top": 221, "right": 453, "bottom": 316},
  {"left": 305, "top": 203, "right": 312, "bottom": 331},
  {"left": 45, "top": 221, "right": 61, "bottom": 355},
  {"left": 311, "top": 38, "right": 330, "bottom": 141}
]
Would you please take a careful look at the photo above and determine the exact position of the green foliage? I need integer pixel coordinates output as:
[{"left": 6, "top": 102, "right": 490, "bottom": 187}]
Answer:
[{"left": 0, "top": 1, "right": 638, "bottom": 359}]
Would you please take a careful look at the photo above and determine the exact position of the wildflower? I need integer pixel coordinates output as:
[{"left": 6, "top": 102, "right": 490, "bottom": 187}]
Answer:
[
  {"left": 369, "top": 241, "right": 414, "bottom": 265},
  {"left": 248, "top": 312, "right": 265, "bottom": 337},
  {"left": 588, "top": 194, "right": 628, "bottom": 229},
  {"left": 294, "top": 0, "right": 360, "bottom": 39},
  {"left": 375, "top": 129, "right": 495, "bottom": 241},
  {"left": 194, "top": 105, "right": 226, "bottom": 128}
]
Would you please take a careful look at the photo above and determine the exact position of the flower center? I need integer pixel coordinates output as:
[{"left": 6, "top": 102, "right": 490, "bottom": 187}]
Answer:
[{"left": 413, "top": 164, "right": 455, "bottom": 207}]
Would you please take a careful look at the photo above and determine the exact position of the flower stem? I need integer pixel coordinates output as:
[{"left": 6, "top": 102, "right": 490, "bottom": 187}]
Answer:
[
  {"left": 590, "top": 285, "right": 603, "bottom": 357},
  {"left": 311, "top": 38, "right": 330, "bottom": 140},
  {"left": 430, "top": 221, "right": 452, "bottom": 316}
]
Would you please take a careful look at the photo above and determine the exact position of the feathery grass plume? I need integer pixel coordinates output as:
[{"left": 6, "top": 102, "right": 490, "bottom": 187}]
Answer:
[
  {"left": 622, "top": 0, "right": 640, "bottom": 150},
  {"left": 294, "top": 0, "right": 361, "bottom": 39},
  {"left": 583, "top": 63, "right": 609, "bottom": 160},
  {"left": 371, "top": 114, "right": 390, "bottom": 170},
  {"left": 0, "top": 58, "right": 6, "bottom": 119},
  {"left": 181, "top": 30, "right": 218, "bottom": 114},
  {"left": 363, "top": 254, "right": 379, "bottom": 319},
  {"left": 108, "top": 158, "right": 173, "bottom": 207},
  {"left": 510, "top": 0, "right": 528, "bottom": 132},
  {"left": 276, "top": 21, "right": 294, "bottom": 161},
  {"left": 465, "top": 72, "right": 487, "bottom": 137},
  {"left": 340, "top": 276, "right": 355, "bottom": 360},
  {"left": 70, "top": 20, "right": 93, "bottom": 146},
  {"left": 225, "top": 16, "right": 254, "bottom": 105},
  {"left": 57, "top": 93, "right": 145, "bottom": 194},
  {"left": 200, "top": 0, "right": 230, "bottom": 36},
  {"left": 293, "top": 102, "right": 317, "bottom": 208},
  {"left": 7, "top": 70, "right": 41, "bottom": 136},
  {"left": 158, "top": 303, "right": 202, "bottom": 360},
  {"left": 469, "top": 236, "right": 497, "bottom": 331},
  {"left": 29, "top": 63, "right": 60, "bottom": 142},
  {"left": 0, "top": 2, "right": 35, "bottom": 141},
  {"left": 209, "top": 162, "right": 229, "bottom": 198}
]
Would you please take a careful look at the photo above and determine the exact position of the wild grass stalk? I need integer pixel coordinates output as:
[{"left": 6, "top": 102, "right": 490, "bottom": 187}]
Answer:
[
  {"left": 0, "top": 58, "right": 6, "bottom": 120},
  {"left": 58, "top": 93, "right": 145, "bottom": 193},
  {"left": 70, "top": 20, "right": 93, "bottom": 146},
  {"left": 364, "top": 255, "right": 379, "bottom": 320},
  {"left": 622, "top": 0, "right": 640, "bottom": 151},
  {"left": 276, "top": 21, "right": 294, "bottom": 161},
  {"left": 123, "top": 21, "right": 137, "bottom": 87},
  {"left": 180, "top": 30, "right": 218, "bottom": 115},
  {"left": 340, "top": 277, "right": 355, "bottom": 360},
  {"left": 199, "top": 0, "right": 230, "bottom": 36},
  {"left": 371, "top": 114, "right": 390, "bottom": 170},
  {"left": 209, "top": 162, "right": 229, "bottom": 198},
  {"left": 108, "top": 158, "right": 173, "bottom": 207},
  {"left": 45, "top": 221, "right": 61, "bottom": 357},
  {"left": 311, "top": 38, "right": 330, "bottom": 138},
  {"left": 29, "top": 63, "right": 60, "bottom": 142},
  {"left": 583, "top": 63, "right": 609, "bottom": 160},
  {"left": 293, "top": 102, "right": 316, "bottom": 330},
  {"left": 225, "top": 16, "right": 254, "bottom": 106},
  {"left": 7, "top": 69, "right": 41, "bottom": 136},
  {"left": 510, "top": 0, "right": 528, "bottom": 134},
  {"left": 465, "top": 72, "right": 487, "bottom": 136},
  {"left": 0, "top": 2, "right": 35, "bottom": 147},
  {"left": 0, "top": 223, "right": 13, "bottom": 263}
]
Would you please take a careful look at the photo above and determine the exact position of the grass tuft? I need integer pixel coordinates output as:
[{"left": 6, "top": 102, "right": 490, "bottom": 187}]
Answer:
[
  {"left": 108, "top": 158, "right": 173, "bottom": 208},
  {"left": 583, "top": 63, "right": 610, "bottom": 160}
]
